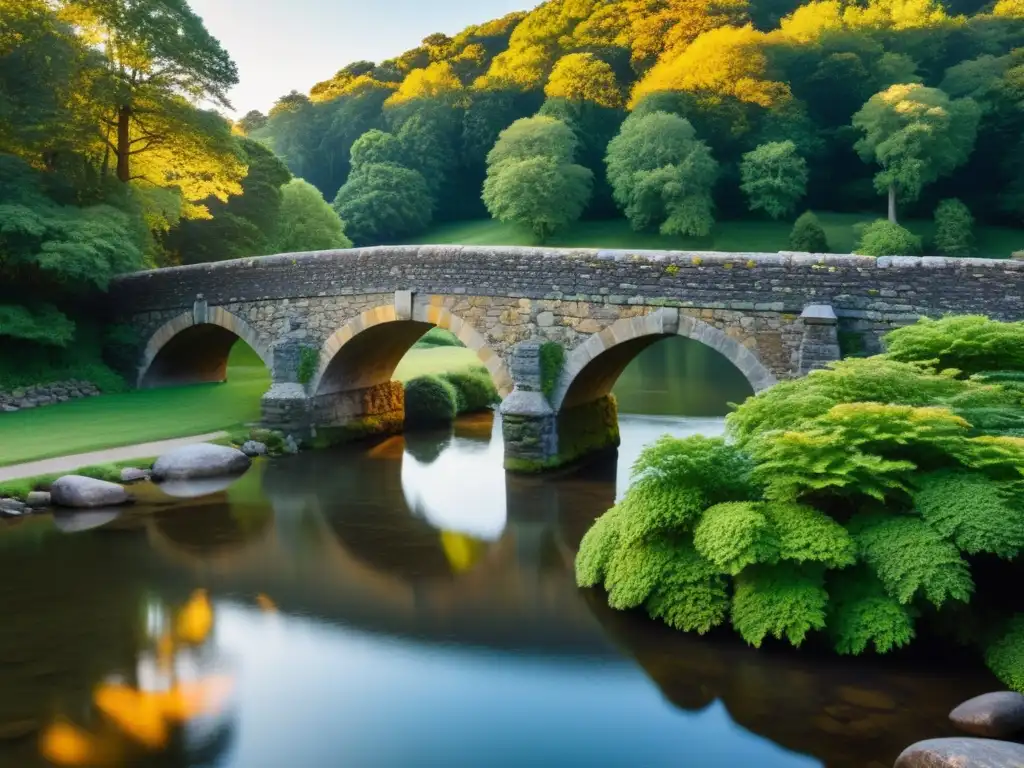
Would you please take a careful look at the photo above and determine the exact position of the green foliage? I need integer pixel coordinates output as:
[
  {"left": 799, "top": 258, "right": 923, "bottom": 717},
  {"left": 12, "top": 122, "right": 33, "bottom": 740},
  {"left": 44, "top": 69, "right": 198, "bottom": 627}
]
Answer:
[
  {"left": 0, "top": 304, "right": 74, "bottom": 347},
  {"left": 630, "top": 434, "right": 760, "bottom": 503},
  {"left": 933, "top": 198, "right": 975, "bottom": 257},
  {"left": 274, "top": 179, "right": 352, "bottom": 253},
  {"left": 403, "top": 374, "right": 459, "bottom": 427},
  {"left": 850, "top": 512, "right": 974, "bottom": 607},
  {"left": 828, "top": 568, "right": 916, "bottom": 655},
  {"left": 693, "top": 502, "right": 779, "bottom": 575},
  {"left": 539, "top": 341, "right": 565, "bottom": 402},
  {"left": 441, "top": 368, "right": 499, "bottom": 413},
  {"left": 985, "top": 616, "right": 1024, "bottom": 692},
  {"left": 101, "top": 323, "right": 139, "bottom": 377},
  {"left": 740, "top": 141, "right": 809, "bottom": 220},
  {"left": 605, "top": 112, "right": 718, "bottom": 237},
  {"left": 576, "top": 505, "right": 623, "bottom": 588},
  {"left": 643, "top": 542, "right": 730, "bottom": 634},
  {"left": 855, "top": 219, "right": 923, "bottom": 256},
  {"left": 297, "top": 346, "right": 319, "bottom": 386},
  {"left": 731, "top": 564, "right": 829, "bottom": 648},
  {"left": 788, "top": 211, "right": 830, "bottom": 252},
  {"left": 483, "top": 116, "right": 593, "bottom": 241},
  {"left": 885, "top": 316, "right": 1024, "bottom": 377},
  {"left": 913, "top": 470, "right": 1024, "bottom": 558},
  {"left": 415, "top": 328, "right": 462, "bottom": 348},
  {"left": 764, "top": 502, "right": 857, "bottom": 568}
]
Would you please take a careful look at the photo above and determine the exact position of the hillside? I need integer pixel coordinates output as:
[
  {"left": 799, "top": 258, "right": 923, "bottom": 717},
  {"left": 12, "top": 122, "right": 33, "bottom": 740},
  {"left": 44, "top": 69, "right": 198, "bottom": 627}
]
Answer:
[{"left": 249, "top": 0, "right": 1024, "bottom": 253}]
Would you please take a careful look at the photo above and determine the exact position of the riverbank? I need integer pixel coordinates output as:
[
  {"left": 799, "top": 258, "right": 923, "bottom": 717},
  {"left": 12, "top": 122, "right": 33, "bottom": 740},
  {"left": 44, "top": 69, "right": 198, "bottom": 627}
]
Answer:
[{"left": 0, "top": 344, "right": 481, "bottom": 468}]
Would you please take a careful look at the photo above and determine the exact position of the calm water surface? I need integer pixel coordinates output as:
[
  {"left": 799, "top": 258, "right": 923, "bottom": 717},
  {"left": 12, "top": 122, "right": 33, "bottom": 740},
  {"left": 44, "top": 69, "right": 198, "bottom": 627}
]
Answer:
[{"left": 0, "top": 340, "right": 999, "bottom": 767}]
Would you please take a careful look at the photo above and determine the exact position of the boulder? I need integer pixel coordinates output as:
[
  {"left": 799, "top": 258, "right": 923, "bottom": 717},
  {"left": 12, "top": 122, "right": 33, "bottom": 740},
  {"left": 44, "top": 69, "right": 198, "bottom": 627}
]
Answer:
[
  {"left": 895, "top": 737, "right": 1024, "bottom": 767},
  {"left": 151, "top": 443, "right": 251, "bottom": 481},
  {"left": 241, "top": 440, "right": 268, "bottom": 457},
  {"left": 0, "top": 498, "right": 26, "bottom": 515},
  {"left": 119, "top": 467, "right": 151, "bottom": 484},
  {"left": 25, "top": 491, "right": 51, "bottom": 509},
  {"left": 50, "top": 476, "right": 130, "bottom": 509},
  {"left": 951, "top": 692, "right": 1024, "bottom": 739}
]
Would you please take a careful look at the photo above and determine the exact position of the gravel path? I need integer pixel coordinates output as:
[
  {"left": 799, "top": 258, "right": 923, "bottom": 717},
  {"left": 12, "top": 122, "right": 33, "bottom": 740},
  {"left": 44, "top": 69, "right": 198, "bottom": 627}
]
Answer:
[{"left": 0, "top": 431, "right": 228, "bottom": 483}]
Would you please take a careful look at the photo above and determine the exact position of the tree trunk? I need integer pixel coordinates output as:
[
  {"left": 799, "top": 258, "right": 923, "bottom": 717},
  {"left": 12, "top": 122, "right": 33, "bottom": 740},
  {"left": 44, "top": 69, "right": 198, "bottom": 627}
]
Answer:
[
  {"left": 116, "top": 105, "right": 132, "bottom": 183},
  {"left": 888, "top": 184, "right": 897, "bottom": 224}
]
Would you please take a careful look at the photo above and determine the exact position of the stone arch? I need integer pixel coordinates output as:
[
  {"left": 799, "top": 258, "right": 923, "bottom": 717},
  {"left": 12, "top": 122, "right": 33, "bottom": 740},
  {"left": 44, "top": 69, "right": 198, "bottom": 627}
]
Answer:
[
  {"left": 310, "top": 297, "right": 514, "bottom": 398},
  {"left": 551, "top": 308, "right": 777, "bottom": 411},
  {"left": 138, "top": 307, "right": 273, "bottom": 388}
]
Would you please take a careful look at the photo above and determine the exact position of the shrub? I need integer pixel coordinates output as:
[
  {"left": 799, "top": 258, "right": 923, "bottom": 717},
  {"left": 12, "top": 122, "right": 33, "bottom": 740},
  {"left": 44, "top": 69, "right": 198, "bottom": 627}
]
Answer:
[
  {"left": 441, "top": 368, "right": 499, "bottom": 413},
  {"left": 415, "top": 328, "right": 462, "bottom": 349},
  {"left": 933, "top": 198, "right": 974, "bottom": 257},
  {"left": 855, "top": 219, "right": 923, "bottom": 256},
  {"left": 404, "top": 375, "right": 458, "bottom": 427},
  {"left": 885, "top": 316, "right": 1024, "bottom": 376},
  {"left": 788, "top": 211, "right": 829, "bottom": 252},
  {"left": 539, "top": 342, "right": 565, "bottom": 402},
  {"left": 577, "top": 316, "right": 1024, "bottom": 690}
]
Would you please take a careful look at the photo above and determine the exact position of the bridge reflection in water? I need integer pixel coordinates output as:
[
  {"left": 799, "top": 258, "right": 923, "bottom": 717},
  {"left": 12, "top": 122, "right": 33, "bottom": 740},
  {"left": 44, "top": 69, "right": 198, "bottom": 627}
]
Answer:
[{"left": 0, "top": 414, "right": 1000, "bottom": 768}]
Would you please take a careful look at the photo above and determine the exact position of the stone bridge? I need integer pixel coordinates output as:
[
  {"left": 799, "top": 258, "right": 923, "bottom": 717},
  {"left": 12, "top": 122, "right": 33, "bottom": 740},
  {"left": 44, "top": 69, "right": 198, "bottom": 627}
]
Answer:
[{"left": 109, "top": 245, "right": 1024, "bottom": 470}]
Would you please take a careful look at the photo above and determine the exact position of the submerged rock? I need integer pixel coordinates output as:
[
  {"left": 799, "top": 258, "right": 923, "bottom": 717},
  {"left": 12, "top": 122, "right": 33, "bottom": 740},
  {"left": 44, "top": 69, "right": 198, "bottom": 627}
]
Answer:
[
  {"left": 241, "top": 440, "right": 268, "bottom": 457},
  {"left": 119, "top": 467, "right": 151, "bottom": 484},
  {"left": 151, "top": 443, "right": 251, "bottom": 481},
  {"left": 25, "top": 491, "right": 51, "bottom": 509},
  {"left": 950, "top": 692, "right": 1024, "bottom": 739},
  {"left": 50, "top": 476, "right": 130, "bottom": 509},
  {"left": 895, "top": 737, "right": 1024, "bottom": 767},
  {"left": 0, "top": 498, "right": 26, "bottom": 515}
]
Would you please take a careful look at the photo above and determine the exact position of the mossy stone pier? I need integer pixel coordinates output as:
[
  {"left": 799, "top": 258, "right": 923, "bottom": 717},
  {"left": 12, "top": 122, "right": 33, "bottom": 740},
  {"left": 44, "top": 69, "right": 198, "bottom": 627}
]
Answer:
[{"left": 110, "top": 246, "right": 1024, "bottom": 470}]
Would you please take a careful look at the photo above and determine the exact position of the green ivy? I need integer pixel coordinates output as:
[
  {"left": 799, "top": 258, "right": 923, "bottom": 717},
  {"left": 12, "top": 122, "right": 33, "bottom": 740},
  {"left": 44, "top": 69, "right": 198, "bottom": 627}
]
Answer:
[
  {"left": 539, "top": 341, "right": 565, "bottom": 402},
  {"left": 297, "top": 346, "right": 319, "bottom": 386}
]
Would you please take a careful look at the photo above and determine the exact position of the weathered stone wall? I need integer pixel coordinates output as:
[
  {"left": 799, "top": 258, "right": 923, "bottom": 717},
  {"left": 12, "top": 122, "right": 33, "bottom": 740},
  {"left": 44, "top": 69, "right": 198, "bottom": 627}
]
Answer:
[{"left": 0, "top": 380, "right": 101, "bottom": 414}]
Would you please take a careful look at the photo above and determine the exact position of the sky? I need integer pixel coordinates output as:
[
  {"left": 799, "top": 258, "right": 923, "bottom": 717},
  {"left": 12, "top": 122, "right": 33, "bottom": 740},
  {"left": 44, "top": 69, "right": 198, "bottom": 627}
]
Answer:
[{"left": 189, "top": 0, "right": 530, "bottom": 117}]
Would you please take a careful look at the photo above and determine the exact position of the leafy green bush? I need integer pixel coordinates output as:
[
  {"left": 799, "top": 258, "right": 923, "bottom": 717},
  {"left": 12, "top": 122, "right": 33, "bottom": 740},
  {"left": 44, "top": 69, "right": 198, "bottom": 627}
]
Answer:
[
  {"left": 441, "top": 368, "right": 498, "bottom": 413},
  {"left": 788, "top": 211, "right": 829, "bottom": 252},
  {"left": 855, "top": 219, "right": 922, "bottom": 256},
  {"left": 415, "top": 328, "right": 462, "bottom": 349},
  {"left": 576, "top": 316, "right": 1024, "bottom": 689},
  {"left": 885, "top": 316, "right": 1024, "bottom": 377},
  {"left": 404, "top": 375, "right": 458, "bottom": 427},
  {"left": 933, "top": 198, "right": 974, "bottom": 257}
]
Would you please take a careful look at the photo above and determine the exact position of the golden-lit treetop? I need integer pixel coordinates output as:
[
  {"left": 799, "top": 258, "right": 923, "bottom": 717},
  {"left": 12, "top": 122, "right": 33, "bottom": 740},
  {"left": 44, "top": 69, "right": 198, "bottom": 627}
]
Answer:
[
  {"left": 630, "top": 25, "right": 791, "bottom": 109},
  {"left": 386, "top": 61, "right": 465, "bottom": 107},
  {"left": 545, "top": 52, "right": 624, "bottom": 107}
]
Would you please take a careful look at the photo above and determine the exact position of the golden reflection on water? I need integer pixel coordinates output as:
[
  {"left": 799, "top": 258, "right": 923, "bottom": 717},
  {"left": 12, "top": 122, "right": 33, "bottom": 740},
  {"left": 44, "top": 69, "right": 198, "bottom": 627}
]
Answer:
[{"left": 39, "top": 589, "right": 236, "bottom": 766}]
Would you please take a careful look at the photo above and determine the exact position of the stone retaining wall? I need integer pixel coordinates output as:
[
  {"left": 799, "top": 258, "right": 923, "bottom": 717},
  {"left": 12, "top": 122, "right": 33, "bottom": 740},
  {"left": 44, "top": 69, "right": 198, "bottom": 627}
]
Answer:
[{"left": 0, "top": 380, "right": 101, "bottom": 413}]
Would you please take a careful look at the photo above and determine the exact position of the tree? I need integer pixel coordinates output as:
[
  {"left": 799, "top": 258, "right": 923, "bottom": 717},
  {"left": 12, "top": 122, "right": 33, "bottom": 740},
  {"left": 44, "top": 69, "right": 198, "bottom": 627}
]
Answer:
[
  {"left": 740, "top": 141, "right": 809, "bottom": 219},
  {"left": 852, "top": 84, "right": 981, "bottom": 223},
  {"left": 275, "top": 179, "right": 352, "bottom": 253},
  {"left": 482, "top": 116, "right": 593, "bottom": 241},
  {"left": 332, "top": 128, "right": 433, "bottom": 246},
  {"left": 605, "top": 112, "right": 719, "bottom": 237},
  {"left": 237, "top": 111, "right": 268, "bottom": 135},
  {"left": 58, "top": 0, "right": 239, "bottom": 185},
  {"left": 544, "top": 53, "right": 623, "bottom": 108}
]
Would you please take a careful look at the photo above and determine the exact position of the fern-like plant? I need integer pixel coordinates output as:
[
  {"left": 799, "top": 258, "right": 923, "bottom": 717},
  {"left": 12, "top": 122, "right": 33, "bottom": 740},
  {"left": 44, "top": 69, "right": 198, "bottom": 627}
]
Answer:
[
  {"left": 827, "top": 568, "right": 916, "bottom": 655},
  {"left": 693, "top": 502, "right": 779, "bottom": 575},
  {"left": 731, "top": 563, "right": 828, "bottom": 648}
]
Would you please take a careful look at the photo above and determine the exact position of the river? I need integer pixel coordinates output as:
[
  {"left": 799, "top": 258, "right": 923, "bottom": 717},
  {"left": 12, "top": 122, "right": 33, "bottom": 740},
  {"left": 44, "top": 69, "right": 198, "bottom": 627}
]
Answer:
[{"left": 0, "top": 338, "right": 998, "bottom": 767}]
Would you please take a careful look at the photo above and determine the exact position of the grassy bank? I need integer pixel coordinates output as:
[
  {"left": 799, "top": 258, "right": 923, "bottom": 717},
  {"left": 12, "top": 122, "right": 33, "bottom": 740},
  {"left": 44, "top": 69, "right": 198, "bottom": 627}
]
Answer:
[
  {"left": 0, "top": 343, "right": 485, "bottom": 469},
  {"left": 407, "top": 214, "right": 1023, "bottom": 258}
]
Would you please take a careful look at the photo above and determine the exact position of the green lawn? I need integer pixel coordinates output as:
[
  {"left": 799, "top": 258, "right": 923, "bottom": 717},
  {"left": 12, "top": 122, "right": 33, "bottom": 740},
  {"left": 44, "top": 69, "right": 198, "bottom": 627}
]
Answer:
[
  {"left": 0, "top": 344, "right": 484, "bottom": 468},
  {"left": 408, "top": 214, "right": 1023, "bottom": 258}
]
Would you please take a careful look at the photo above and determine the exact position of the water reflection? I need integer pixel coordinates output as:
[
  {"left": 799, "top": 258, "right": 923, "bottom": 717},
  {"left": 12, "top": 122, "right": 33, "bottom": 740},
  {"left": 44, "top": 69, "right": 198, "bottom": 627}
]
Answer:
[{"left": 0, "top": 418, "right": 1001, "bottom": 766}]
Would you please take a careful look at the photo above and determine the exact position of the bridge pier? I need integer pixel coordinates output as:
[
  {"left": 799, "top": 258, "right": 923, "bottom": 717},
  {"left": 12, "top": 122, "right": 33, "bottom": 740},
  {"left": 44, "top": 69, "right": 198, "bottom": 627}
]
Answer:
[
  {"left": 500, "top": 341, "right": 620, "bottom": 473},
  {"left": 310, "top": 381, "right": 405, "bottom": 445}
]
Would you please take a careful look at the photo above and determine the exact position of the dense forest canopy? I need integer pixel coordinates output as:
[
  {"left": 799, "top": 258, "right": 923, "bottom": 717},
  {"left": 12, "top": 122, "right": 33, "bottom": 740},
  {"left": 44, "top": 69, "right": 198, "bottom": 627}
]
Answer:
[
  {"left": 0, "top": 0, "right": 349, "bottom": 384},
  {"left": 247, "top": 0, "right": 1024, "bottom": 244}
]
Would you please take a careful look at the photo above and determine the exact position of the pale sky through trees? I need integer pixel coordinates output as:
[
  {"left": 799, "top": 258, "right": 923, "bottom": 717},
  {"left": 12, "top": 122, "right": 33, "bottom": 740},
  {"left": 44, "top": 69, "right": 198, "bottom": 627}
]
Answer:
[{"left": 189, "top": 0, "right": 528, "bottom": 116}]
